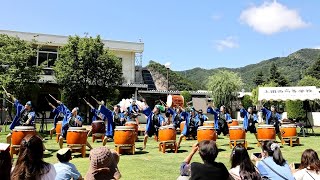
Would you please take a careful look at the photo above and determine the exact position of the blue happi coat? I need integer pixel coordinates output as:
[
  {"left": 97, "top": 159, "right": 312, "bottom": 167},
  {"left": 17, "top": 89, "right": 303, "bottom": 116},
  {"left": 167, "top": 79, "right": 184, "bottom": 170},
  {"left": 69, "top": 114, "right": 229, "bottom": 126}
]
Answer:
[
  {"left": 181, "top": 111, "right": 200, "bottom": 136},
  {"left": 10, "top": 100, "right": 36, "bottom": 130},
  {"left": 99, "top": 105, "right": 114, "bottom": 137},
  {"left": 167, "top": 108, "right": 183, "bottom": 125},
  {"left": 52, "top": 104, "right": 67, "bottom": 128},
  {"left": 207, "top": 107, "right": 232, "bottom": 129},
  {"left": 261, "top": 107, "right": 281, "bottom": 124},
  {"left": 240, "top": 108, "right": 258, "bottom": 130},
  {"left": 143, "top": 107, "right": 165, "bottom": 136},
  {"left": 61, "top": 105, "right": 82, "bottom": 128}
]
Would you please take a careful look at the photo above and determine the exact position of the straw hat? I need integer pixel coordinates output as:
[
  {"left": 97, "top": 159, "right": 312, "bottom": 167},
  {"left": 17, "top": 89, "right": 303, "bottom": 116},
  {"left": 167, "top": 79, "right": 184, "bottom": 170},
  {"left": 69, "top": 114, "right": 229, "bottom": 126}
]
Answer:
[{"left": 85, "top": 147, "right": 121, "bottom": 180}]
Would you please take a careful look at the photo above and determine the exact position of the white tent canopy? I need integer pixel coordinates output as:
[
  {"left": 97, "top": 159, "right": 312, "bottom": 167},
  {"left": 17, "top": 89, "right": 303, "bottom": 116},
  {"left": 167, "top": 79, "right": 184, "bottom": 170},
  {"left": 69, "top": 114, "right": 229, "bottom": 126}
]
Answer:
[{"left": 258, "top": 86, "right": 320, "bottom": 101}]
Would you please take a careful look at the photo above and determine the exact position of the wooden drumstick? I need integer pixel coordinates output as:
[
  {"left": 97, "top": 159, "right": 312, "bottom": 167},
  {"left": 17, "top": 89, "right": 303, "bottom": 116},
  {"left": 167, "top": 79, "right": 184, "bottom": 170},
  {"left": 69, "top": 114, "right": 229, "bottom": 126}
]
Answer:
[
  {"left": 159, "top": 99, "right": 167, "bottom": 107},
  {"left": 49, "top": 94, "right": 58, "bottom": 102},
  {"left": 2, "top": 86, "right": 8, "bottom": 95},
  {"left": 91, "top": 96, "right": 101, "bottom": 104},
  {"left": 0, "top": 98, "right": 13, "bottom": 105},
  {"left": 83, "top": 98, "right": 94, "bottom": 109}
]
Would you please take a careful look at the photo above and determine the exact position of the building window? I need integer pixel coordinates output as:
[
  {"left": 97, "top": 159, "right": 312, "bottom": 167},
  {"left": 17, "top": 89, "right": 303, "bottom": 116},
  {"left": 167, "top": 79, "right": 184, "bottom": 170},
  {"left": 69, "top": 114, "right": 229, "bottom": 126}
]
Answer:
[{"left": 37, "top": 50, "right": 58, "bottom": 68}]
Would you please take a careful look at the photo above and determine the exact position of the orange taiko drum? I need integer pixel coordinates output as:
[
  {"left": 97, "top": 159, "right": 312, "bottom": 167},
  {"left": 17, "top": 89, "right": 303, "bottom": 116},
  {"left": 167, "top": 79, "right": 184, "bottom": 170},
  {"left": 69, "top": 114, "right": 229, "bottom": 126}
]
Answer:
[
  {"left": 257, "top": 125, "right": 276, "bottom": 140},
  {"left": 280, "top": 124, "right": 297, "bottom": 138},
  {"left": 56, "top": 121, "right": 62, "bottom": 134},
  {"left": 180, "top": 121, "right": 186, "bottom": 132},
  {"left": 167, "top": 95, "right": 184, "bottom": 108},
  {"left": 92, "top": 120, "right": 106, "bottom": 134},
  {"left": 229, "top": 126, "right": 246, "bottom": 141},
  {"left": 114, "top": 126, "right": 135, "bottom": 145},
  {"left": 203, "top": 121, "right": 214, "bottom": 126},
  {"left": 228, "top": 120, "right": 239, "bottom": 128},
  {"left": 197, "top": 126, "right": 217, "bottom": 142},
  {"left": 66, "top": 127, "right": 88, "bottom": 145},
  {"left": 11, "top": 126, "right": 36, "bottom": 146},
  {"left": 159, "top": 125, "right": 176, "bottom": 142},
  {"left": 125, "top": 121, "right": 138, "bottom": 133}
]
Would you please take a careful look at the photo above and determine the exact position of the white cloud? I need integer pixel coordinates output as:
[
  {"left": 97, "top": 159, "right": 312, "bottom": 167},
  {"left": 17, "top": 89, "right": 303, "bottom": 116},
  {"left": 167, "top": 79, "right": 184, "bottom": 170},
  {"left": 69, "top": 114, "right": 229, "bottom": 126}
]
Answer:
[
  {"left": 215, "top": 36, "right": 239, "bottom": 51},
  {"left": 240, "top": 1, "right": 309, "bottom": 35},
  {"left": 313, "top": 46, "right": 320, "bottom": 49}
]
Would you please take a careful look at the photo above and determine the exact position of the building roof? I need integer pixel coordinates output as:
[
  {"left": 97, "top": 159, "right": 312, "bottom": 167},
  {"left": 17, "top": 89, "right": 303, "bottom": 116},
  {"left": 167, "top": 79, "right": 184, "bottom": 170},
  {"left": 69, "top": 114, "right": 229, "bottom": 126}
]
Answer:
[{"left": 0, "top": 29, "right": 144, "bottom": 53}]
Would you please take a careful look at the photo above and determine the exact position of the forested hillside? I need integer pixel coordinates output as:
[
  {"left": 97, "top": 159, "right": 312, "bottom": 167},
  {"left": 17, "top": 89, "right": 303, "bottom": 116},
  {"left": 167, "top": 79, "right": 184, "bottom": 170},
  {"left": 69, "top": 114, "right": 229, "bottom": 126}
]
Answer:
[{"left": 175, "top": 48, "right": 320, "bottom": 90}]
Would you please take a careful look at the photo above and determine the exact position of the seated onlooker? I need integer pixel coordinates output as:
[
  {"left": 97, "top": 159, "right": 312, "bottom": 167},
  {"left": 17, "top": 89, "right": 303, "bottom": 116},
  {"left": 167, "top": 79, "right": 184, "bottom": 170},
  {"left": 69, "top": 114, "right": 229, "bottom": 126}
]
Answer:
[
  {"left": 85, "top": 147, "right": 121, "bottom": 180},
  {"left": 11, "top": 134, "right": 56, "bottom": 180},
  {"left": 178, "top": 140, "right": 231, "bottom": 180},
  {"left": 54, "top": 148, "right": 82, "bottom": 180},
  {"left": 294, "top": 149, "right": 320, "bottom": 180},
  {"left": 229, "top": 144, "right": 261, "bottom": 180},
  {"left": 0, "top": 143, "right": 11, "bottom": 180},
  {"left": 256, "top": 141, "right": 294, "bottom": 180}
]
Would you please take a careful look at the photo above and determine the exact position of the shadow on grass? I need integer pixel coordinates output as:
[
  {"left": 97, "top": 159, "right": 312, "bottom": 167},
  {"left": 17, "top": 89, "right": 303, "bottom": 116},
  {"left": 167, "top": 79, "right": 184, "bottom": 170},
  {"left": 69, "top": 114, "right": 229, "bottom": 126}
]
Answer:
[
  {"left": 246, "top": 147, "right": 255, "bottom": 150},
  {"left": 134, "top": 150, "right": 149, "bottom": 155},
  {"left": 73, "top": 153, "right": 90, "bottom": 158},
  {"left": 43, "top": 153, "right": 54, "bottom": 158},
  {"left": 176, "top": 149, "right": 188, "bottom": 153},
  {"left": 218, "top": 148, "right": 227, "bottom": 152}
]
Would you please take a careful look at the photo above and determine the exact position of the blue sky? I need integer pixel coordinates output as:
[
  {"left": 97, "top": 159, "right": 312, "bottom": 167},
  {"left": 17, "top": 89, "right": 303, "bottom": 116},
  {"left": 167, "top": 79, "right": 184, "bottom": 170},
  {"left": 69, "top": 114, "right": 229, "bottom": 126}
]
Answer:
[{"left": 0, "top": 0, "right": 319, "bottom": 71}]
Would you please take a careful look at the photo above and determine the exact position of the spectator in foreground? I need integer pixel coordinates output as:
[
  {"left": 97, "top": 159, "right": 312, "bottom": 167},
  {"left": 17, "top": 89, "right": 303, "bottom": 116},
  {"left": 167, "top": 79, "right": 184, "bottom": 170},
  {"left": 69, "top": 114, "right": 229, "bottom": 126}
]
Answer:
[
  {"left": 85, "top": 147, "right": 121, "bottom": 180},
  {"left": 294, "top": 149, "right": 320, "bottom": 180},
  {"left": 178, "top": 140, "right": 231, "bottom": 180},
  {"left": 256, "top": 141, "right": 294, "bottom": 180},
  {"left": 11, "top": 134, "right": 56, "bottom": 180},
  {"left": 229, "top": 144, "right": 261, "bottom": 180},
  {"left": 54, "top": 148, "right": 82, "bottom": 180},
  {"left": 0, "top": 143, "right": 11, "bottom": 180}
]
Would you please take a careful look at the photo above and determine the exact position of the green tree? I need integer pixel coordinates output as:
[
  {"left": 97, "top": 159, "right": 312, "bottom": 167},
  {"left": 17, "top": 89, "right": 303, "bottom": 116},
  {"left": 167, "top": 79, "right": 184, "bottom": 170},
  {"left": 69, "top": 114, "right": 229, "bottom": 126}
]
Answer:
[
  {"left": 180, "top": 90, "right": 192, "bottom": 106},
  {"left": 306, "top": 58, "right": 320, "bottom": 79},
  {"left": 286, "top": 100, "right": 306, "bottom": 120},
  {"left": 0, "top": 34, "right": 42, "bottom": 100},
  {"left": 241, "top": 95, "right": 253, "bottom": 109},
  {"left": 251, "top": 81, "right": 278, "bottom": 106},
  {"left": 297, "top": 75, "right": 320, "bottom": 87},
  {"left": 207, "top": 70, "right": 243, "bottom": 107},
  {"left": 54, "top": 35, "right": 122, "bottom": 109},
  {"left": 253, "top": 71, "right": 265, "bottom": 86},
  {"left": 268, "top": 62, "right": 288, "bottom": 86}
]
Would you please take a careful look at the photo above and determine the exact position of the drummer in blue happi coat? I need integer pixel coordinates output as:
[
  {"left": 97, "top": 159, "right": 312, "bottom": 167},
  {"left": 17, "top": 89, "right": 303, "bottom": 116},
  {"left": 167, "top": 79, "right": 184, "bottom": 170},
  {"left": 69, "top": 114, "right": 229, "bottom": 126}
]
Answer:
[
  {"left": 207, "top": 103, "right": 232, "bottom": 136},
  {"left": 5, "top": 92, "right": 35, "bottom": 143},
  {"left": 49, "top": 101, "right": 67, "bottom": 139},
  {"left": 140, "top": 100, "right": 165, "bottom": 149},
  {"left": 240, "top": 104, "right": 258, "bottom": 140},
  {"left": 167, "top": 106, "right": 184, "bottom": 129},
  {"left": 261, "top": 105, "right": 282, "bottom": 141},
  {"left": 57, "top": 101, "right": 92, "bottom": 150},
  {"left": 197, "top": 109, "right": 208, "bottom": 126},
  {"left": 177, "top": 108, "right": 200, "bottom": 148}
]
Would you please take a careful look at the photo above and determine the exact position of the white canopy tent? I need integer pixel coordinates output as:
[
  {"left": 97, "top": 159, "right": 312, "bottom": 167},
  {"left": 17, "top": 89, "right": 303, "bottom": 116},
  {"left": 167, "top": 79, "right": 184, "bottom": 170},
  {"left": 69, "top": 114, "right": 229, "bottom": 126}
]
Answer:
[{"left": 258, "top": 86, "right": 320, "bottom": 101}]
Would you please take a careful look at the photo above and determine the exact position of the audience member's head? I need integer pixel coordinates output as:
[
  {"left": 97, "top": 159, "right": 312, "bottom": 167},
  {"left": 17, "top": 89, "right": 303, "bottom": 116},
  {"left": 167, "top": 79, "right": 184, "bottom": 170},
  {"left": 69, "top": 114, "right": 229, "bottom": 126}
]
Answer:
[
  {"left": 86, "top": 147, "right": 121, "bottom": 180},
  {"left": 262, "top": 141, "right": 286, "bottom": 166},
  {"left": 0, "top": 143, "right": 11, "bottom": 180},
  {"left": 299, "top": 149, "right": 320, "bottom": 172},
  {"left": 231, "top": 144, "right": 261, "bottom": 179},
  {"left": 57, "top": 148, "right": 72, "bottom": 163},
  {"left": 198, "top": 140, "right": 218, "bottom": 165},
  {"left": 11, "top": 134, "right": 51, "bottom": 180}
]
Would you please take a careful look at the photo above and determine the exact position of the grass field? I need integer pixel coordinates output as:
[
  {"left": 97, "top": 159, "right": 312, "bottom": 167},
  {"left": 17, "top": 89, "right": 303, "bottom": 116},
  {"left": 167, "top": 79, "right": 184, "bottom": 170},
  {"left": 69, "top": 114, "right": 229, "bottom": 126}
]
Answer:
[{"left": 1, "top": 124, "right": 320, "bottom": 180}]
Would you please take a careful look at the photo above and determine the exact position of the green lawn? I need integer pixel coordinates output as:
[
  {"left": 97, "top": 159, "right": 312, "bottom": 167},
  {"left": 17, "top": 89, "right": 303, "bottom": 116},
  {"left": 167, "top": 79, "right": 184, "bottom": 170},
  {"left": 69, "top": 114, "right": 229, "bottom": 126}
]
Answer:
[{"left": 1, "top": 124, "right": 319, "bottom": 180}]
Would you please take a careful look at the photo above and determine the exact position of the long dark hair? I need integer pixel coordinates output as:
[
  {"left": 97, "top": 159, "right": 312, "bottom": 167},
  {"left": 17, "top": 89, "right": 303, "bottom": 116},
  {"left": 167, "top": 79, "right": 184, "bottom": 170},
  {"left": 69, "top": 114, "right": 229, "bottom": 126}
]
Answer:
[
  {"left": 262, "top": 141, "right": 286, "bottom": 166},
  {"left": 231, "top": 145, "right": 261, "bottom": 180},
  {"left": 11, "top": 134, "right": 51, "bottom": 180},
  {"left": 299, "top": 149, "right": 320, "bottom": 172},
  {"left": 0, "top": 148, "right": 12, "bottom": 180}
]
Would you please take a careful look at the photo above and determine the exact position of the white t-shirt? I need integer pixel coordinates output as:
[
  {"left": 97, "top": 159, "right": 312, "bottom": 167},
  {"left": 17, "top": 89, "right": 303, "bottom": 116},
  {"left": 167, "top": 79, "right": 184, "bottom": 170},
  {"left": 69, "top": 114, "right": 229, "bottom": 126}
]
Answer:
[
  {"left": 40, "top": 164, "right": 56, "bottom": 180},
  {"left": 294, "top": 168, "right": 320, "bottom": 180},
  {"left": 229, "top": 165, "right": 241, "bottom": 180}
]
